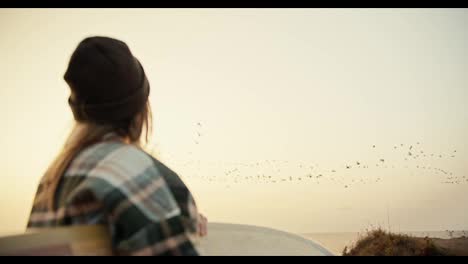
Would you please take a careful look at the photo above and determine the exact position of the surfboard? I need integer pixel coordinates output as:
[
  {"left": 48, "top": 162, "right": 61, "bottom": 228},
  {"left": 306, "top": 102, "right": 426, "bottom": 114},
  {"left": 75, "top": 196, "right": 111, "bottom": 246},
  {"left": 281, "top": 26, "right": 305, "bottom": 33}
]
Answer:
[
  {"left": 196, "top": 223, "right": 334, "bottom": 256},
  {"left": 0, "top": 222, "right": 334, "bottom": 256},
  {"left": 0, "top": 225, "right": 113, "bottom": 256}
]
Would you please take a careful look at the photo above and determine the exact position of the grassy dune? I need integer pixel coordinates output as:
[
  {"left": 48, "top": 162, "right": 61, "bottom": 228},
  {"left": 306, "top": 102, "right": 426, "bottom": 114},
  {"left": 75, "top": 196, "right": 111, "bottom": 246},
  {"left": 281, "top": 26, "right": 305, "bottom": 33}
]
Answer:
[{"left": 342, "top": 229, "right": 468, "bottom": 256}]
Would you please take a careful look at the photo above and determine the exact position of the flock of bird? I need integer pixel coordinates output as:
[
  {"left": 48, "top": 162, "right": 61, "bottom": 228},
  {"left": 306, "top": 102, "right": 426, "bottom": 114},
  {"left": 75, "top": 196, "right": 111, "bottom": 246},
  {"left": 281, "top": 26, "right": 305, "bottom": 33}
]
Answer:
[
  {"left": 194, "top": 122, "right": 202, "bottom": 145},
  {"left": 165, "top": 122, "right": 467, "bottom": 189}
]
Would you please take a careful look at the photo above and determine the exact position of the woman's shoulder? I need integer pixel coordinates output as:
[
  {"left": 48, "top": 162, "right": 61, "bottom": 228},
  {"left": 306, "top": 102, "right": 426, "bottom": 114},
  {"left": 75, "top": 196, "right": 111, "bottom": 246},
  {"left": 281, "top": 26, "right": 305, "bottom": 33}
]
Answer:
[{"left": 65, "top": 141, "right": 159, "bottom": 184}]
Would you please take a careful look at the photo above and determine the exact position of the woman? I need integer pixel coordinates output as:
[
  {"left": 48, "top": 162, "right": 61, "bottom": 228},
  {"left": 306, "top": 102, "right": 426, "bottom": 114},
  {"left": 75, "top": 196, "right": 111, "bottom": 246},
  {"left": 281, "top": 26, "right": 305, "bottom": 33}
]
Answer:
[{"left": 27, "top": 36, "right": 207, "bottom": 256}]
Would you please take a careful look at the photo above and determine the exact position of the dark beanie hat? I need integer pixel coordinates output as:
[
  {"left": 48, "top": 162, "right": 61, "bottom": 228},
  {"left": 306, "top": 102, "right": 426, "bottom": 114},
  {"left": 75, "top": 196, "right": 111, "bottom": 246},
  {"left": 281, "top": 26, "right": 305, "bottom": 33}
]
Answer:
[{"left": 64, "top": 36, "right": 150, "bottom": 124}]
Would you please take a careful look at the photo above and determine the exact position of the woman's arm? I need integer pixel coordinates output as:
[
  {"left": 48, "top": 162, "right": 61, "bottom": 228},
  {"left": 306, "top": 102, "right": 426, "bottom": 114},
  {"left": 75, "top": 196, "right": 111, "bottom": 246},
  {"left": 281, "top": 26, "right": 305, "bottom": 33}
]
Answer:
[
  {"left": 96, "top": 147, "right": 201, "bottom": 256},
  {"left": 105, "top": 175, "right": 200, "bottom": 256}
]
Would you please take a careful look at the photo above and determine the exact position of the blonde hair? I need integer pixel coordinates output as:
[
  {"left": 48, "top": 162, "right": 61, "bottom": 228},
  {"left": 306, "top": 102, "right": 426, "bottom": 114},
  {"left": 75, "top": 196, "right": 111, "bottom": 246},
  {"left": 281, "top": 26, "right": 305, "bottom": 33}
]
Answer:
[{"left": 34, "top": 101, "right": 152, "bottom": 210}]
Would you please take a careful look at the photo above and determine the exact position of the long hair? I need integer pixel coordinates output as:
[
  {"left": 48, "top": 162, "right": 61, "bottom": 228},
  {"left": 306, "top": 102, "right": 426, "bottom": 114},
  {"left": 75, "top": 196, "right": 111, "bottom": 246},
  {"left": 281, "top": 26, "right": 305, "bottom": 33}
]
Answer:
[{"left": 33, "top": 101, "right": 152, "bottom": 210}]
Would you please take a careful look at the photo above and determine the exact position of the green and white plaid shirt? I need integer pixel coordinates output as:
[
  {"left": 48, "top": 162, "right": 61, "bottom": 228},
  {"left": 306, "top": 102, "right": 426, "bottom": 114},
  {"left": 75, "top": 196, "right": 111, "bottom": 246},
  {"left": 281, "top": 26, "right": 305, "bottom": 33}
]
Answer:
[{"left": 28, "top": 138, "right": 200, "bottom": 256}]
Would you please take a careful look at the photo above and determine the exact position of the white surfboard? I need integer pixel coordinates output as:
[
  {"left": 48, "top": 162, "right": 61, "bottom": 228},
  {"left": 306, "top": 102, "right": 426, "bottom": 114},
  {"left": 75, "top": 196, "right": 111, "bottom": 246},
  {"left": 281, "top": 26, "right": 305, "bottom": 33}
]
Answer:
[
  {"left": 196, "top": 223, "right": 334, "bottom": 256},
  {"left": 0, "top": 223, "right": 334, "bottom": 256}
]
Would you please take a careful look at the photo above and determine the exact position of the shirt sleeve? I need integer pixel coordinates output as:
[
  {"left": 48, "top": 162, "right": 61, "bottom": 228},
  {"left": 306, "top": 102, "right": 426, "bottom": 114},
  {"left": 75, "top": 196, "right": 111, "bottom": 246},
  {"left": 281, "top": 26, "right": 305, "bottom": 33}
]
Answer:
[{"left": 98, "top": 149, "right": 200, "bottom": 256}]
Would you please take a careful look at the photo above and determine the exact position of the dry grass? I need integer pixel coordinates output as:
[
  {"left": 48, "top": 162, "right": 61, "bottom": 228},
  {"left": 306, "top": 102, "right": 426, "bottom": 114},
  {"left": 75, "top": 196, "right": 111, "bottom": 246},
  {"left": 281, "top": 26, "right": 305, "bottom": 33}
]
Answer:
[{"left": 342, "top": 229, "right": 450, "bottom": 256}]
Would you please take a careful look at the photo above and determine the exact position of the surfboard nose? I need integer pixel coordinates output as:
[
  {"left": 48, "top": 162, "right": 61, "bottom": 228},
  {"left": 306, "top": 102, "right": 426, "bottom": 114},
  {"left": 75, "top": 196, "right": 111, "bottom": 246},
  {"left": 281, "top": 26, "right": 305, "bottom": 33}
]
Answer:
[{"left": 197, "top": 222, "right": 335, "bottom": 256}]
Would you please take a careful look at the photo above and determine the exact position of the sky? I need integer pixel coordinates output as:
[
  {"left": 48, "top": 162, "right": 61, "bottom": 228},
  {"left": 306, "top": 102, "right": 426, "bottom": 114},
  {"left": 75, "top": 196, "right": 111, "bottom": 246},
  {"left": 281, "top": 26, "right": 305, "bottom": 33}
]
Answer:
[{"left": 0, "top": 8, "right": 467, "bottom": 235}]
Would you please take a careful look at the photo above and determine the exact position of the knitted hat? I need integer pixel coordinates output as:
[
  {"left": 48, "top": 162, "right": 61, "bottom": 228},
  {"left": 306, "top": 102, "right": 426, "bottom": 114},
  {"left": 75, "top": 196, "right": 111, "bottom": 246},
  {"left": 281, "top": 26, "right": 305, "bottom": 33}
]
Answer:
[{"left": 64, "top": 36, "right": 150, "bottom": 124}]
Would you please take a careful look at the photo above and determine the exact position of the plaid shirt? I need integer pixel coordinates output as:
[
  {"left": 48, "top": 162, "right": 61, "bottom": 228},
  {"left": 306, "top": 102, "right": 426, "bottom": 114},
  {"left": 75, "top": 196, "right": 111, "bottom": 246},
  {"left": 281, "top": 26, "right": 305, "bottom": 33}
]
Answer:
[{"left": 28, "top": 139, "right": 200, "bottom": 256}]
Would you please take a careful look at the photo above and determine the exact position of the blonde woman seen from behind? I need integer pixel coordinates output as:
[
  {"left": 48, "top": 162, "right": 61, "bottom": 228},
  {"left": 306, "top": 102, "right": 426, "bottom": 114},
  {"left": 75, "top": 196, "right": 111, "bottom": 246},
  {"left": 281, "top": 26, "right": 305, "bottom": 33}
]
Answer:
[{"left": 28, "top": 36, "right": 207, "bottom": 256}]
